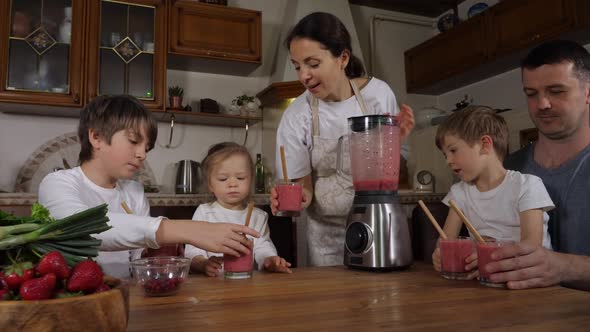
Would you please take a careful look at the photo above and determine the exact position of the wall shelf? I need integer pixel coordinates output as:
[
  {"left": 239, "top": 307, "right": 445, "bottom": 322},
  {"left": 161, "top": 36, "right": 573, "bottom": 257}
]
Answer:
[{"left": 153, "top": 109, "right": 261, "bottom": 127}]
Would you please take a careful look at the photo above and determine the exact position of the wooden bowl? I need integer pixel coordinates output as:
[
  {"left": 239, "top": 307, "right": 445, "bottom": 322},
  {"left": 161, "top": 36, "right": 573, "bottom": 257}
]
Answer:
[{"left": 0, "top": 277, "right": 129, "bottom": 332}]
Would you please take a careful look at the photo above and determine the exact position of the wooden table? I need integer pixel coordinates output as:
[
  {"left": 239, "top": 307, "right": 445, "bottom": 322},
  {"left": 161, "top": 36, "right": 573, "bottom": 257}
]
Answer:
[{"left": 128, "top": 264, "right": 590, "bottom": 331}]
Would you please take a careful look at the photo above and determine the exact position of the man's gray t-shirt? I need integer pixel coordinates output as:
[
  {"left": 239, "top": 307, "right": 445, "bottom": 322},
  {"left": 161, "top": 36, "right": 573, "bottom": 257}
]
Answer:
[{"left": 504, "top": 143, "right": 590, "bottom": 255}]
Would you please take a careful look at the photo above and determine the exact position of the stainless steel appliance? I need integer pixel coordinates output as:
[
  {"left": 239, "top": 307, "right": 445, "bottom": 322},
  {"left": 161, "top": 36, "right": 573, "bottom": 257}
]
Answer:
[
  {"left": 343, "top": 115, "right": 413, "bottom": 270},
  {"left": 175, "top": 160, "right": 201, "bottom": 194}
]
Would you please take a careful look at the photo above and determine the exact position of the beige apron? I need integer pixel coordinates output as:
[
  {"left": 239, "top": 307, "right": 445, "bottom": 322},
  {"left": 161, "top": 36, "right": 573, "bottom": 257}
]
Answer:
[{"left": 306, "top": 80, "right": 369, "bottom": 266}]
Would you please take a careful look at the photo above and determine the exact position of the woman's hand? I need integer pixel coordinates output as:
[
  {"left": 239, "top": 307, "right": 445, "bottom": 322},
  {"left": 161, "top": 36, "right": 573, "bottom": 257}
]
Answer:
[{"left": 398, "top": 104, "right": 415, "bottom": 140}]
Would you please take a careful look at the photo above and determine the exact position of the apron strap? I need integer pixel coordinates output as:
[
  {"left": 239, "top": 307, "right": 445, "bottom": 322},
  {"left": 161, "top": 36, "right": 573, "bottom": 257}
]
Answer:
[
  {"left": 310, "top": 79, "right": 370, "bottom": 137},
  {"left": 311, "top": 96, "right": 321, "bottom": 137},
  {"left": 350, "top": 79, "right": 370, "bottom": 115}
]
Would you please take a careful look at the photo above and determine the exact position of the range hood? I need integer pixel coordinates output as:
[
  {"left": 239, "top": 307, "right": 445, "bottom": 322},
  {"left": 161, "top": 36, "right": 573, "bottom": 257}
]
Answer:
[{"left": 256, "top": 0, "right": 363, "bottom": 107}]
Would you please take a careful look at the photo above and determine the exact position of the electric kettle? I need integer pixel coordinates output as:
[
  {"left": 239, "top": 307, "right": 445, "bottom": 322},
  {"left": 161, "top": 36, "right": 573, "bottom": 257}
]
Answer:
[{"left": 175, "top": 160, "right": 201, "bottom": 194}]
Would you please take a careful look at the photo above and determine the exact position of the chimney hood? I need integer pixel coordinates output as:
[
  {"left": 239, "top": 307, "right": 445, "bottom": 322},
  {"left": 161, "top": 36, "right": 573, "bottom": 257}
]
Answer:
[{"left": 256, "top": 0, "right": 364, "bottom": 107}]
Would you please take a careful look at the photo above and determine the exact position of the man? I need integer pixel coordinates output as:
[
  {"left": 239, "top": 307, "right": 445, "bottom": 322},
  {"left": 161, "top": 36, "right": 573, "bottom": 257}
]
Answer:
[{"left": 486, "top": 40, "right": 590, "bottom": 290}]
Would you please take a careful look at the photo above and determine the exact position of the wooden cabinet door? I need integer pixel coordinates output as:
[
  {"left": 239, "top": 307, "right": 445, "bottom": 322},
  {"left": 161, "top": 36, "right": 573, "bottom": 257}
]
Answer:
[
  {"left": 488, "top": 0, "right": 577, "bottom": 57},
  {"left": 0, "top": 0, "right": 86, "bottom": 107},
  {"left": 405, "top": 14, "right": 487, "bottom": 93},
  {"left": 169, "top": 1, "right": 261, "bottom": 63},
  {"left": 85, "top": 0, "right": 167, "bottom": 110}
]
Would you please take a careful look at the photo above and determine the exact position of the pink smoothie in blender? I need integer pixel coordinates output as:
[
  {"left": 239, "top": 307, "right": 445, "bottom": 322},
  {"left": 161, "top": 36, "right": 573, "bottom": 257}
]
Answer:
[{"left": 349, "top": 116, "right": 400, "bottom": 192}]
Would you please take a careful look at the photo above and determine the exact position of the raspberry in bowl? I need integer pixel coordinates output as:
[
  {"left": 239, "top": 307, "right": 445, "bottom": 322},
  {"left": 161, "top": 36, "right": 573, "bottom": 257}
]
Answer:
[{"left": 131, "top": 256, "right": 190, "bottom": 297}]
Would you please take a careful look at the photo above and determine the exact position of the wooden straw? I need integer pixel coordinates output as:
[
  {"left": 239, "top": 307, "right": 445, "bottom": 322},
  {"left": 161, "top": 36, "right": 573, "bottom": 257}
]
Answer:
[
  {"left": 121, "top": 202, "right": 133, "bottom": 214},
  {"left": 279, "top": 145, "right": 289, "bottom": 182},
  {"left": 448, "top": 199, "right": 486, "bottom": 244},
  {"left": 244, "top": 201, "right": 254, "bottom": 228},
  {"left": 418, "top": 200, "right": 448, "bottom": 240}
]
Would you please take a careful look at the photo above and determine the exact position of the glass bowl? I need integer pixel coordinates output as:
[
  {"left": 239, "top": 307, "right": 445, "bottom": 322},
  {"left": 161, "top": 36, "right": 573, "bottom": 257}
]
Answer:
[{"left": 131, "top": 256, "right": 190, "bottom": 297}]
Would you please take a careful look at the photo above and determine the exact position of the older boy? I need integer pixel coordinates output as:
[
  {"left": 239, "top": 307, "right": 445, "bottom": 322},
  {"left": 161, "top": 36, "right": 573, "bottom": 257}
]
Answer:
[{"left": 39, "top": 95, "right": 258, "bottom": 278}]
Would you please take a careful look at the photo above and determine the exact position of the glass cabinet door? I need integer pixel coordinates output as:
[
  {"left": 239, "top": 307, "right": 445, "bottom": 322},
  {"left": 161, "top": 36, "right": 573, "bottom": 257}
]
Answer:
[
  {"left": 87, "top": 0, "right": 165, "bottom": 110},
  {"left": 2, "top": 0, "right": 84, "bottom": 105}
]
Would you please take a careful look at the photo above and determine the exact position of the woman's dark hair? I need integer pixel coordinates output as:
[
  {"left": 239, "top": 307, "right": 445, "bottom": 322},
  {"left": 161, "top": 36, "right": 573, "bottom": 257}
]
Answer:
[
  {"left": 78, "top": 95, "right": 158, "bottom": 163},
  {"left": 284, "top": 12, "right": 365, "bottom": 78}
]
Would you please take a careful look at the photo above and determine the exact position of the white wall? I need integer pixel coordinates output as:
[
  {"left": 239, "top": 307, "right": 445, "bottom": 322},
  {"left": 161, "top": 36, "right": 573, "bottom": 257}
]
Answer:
[{"left": 0, "top": 0, "right": 288, "bottom": 193}]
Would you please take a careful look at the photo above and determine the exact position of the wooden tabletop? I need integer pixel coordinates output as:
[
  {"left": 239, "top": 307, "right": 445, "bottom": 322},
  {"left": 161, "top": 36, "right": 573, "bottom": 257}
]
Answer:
[{"left": 127, "top": 263, "right": 590, "bottom": 331}]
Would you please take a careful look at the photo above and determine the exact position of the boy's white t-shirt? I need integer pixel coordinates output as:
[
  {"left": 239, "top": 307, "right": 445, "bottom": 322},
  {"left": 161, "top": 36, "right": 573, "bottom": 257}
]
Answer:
[
  {"left": 184, "top": 201, "right": 277, "bottom": 270},
  {"left": 275, "top": 77, "right": 406, "bottom": 180},
  {"left": 443, "top": 170, "right": 555, "bottom": 248},
  {"left": 38, "top": 167, "right": 163, "bottom": 278}
]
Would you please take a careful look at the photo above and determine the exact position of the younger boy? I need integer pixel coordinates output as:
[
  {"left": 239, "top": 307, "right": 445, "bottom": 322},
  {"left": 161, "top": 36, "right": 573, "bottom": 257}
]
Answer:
[
  {"left": 431, "top": 106, "right": 554, "bottom": 274},
  {"left": 39, "top": 95, "right": 258, "bottom": 278}
]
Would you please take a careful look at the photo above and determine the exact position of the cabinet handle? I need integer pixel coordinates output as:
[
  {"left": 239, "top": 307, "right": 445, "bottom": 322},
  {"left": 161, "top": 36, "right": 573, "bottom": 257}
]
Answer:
[{"left": 74, "top": 93, "right": 80, "bottom": 103}]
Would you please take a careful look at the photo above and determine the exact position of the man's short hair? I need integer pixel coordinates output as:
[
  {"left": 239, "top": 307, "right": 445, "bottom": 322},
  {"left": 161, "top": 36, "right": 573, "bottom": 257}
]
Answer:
[
  {"left": 521, "top": 40, "right": 590, "bottom": 81},
  {"left": 435, "top": 105, "right": 509, "bottom": 160},
  {"left": 78, "top": 95, "right": 158, "bottom": 163}
]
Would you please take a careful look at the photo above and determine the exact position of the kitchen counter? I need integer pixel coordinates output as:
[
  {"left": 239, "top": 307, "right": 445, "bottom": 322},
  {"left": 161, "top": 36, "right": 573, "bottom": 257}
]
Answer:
[
  {"left": 127, "top": 263, "right": 590, "bottom": 331},
  {"left": 0, "top": 191, "right": 445, "bottom": 207}
]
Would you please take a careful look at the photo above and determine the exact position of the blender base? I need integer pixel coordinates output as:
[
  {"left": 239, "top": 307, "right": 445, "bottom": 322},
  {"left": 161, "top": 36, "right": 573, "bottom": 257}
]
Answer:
[{"left": 343, "top": 192, "right": 413, "bottom": 270}]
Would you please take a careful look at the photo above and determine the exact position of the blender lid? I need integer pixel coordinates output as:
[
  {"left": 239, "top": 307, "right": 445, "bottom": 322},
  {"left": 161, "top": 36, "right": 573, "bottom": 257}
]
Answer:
[{"left": 348, "top": 114, "right": 398, "bottom": 132}]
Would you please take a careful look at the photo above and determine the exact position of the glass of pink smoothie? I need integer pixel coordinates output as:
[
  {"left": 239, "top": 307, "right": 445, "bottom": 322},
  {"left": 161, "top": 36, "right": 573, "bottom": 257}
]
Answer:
[
  {"left": 275, "top": 180, "right": 303, "bottom": 217},
  {"left": 223, "top": 249, "right": 254, "bottom": 279},
  {"left": 439, "top": 237, "right": 475, "bottom": 280},
  {"left": 477, "top": 240, "right": 513, "bottom": 288}
]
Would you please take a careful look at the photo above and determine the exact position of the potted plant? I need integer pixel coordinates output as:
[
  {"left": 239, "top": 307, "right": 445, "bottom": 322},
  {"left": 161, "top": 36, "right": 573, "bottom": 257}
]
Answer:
[
  {"left": 168, "top": 85, "right": 184, "bottom": 109},
  {"left": 231, "top": 94, "right": 260, "bottom": 116}
]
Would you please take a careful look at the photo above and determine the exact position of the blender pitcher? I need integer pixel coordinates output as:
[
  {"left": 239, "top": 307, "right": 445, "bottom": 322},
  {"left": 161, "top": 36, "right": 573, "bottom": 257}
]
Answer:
[{"left": 347, "top": 115, "right": 401, "bottom": 192}]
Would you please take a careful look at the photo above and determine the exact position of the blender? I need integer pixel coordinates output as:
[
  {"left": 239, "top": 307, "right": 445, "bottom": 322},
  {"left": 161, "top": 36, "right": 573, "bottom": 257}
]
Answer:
[{"left": 342, "top": 115, "right": 413, "bottom": 270}]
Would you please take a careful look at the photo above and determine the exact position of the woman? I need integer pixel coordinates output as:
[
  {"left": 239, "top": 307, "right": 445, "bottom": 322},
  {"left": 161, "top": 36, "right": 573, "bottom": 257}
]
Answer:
[{"left": 271, "top": 12, "right": 414, "bottom": 266}]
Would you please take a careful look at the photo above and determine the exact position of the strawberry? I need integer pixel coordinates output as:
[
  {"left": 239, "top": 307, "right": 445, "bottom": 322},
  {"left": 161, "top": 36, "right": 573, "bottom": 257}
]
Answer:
[
  {"left": 36, "top": 251, "right": 71, "bottom": 280},
  {"left": 93, "top": 283, "right": 111, "bottom": 293},
  {"left": 3, "top": 262, "right": 34, "bottom": 290},
  {"left": 67, "top": 260, "right": 103, "bottom": 293},
  {"left": 20, "top": 273, "right": 57, "bottom": 300}
]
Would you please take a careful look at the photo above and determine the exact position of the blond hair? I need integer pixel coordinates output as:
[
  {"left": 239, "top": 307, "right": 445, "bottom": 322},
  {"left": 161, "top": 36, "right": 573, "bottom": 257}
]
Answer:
[
  {"left": 435, "top": 105, "right": 509, "bottom": 160},
  {"left": 201, "top": 142, "right": 254, "bottom": 186}
]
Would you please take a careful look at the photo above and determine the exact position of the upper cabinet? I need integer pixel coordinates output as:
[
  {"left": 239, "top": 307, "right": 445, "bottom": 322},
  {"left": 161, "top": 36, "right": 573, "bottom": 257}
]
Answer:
[
  {"left": 0, "top": 0, "right": 167, "bottom": 111},
  {"left": 0, "top": 0, "right": 86, "bottom": 107},
  {"left": 168, "top": 1, "right": 262, "bottom": 64},
  {"left": 86, "top": 0, "right": 167, "bottom": 110},
  {"left": 405, "top": 0, "right": 590, "bottom": 94}
]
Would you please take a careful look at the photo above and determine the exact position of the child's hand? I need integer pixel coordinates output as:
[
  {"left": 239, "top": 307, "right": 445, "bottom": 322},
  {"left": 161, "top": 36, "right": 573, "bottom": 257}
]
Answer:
[
  {"left": 398, "top": 104, "right": 415, "bottom": 140},
  {"left": 465, "top": 251, "right": 479, "bottom": 280},
  {"left": 204, "top": 256, "right": 223, "bottom": 277},
  {"left": 432, "top": 247, "right": 442, "bottom": 272},
  {"left": 263, "top": 256, "right": 292, "bottom": 274}
]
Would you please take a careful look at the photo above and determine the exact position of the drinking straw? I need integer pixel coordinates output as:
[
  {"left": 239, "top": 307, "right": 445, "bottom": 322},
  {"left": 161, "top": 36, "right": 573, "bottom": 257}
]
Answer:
[
  {"left": 121, "top": 202, "right": 133, "bottom": 214},
  {"left": 244, "top": 201, "right": 254, "bottom": 228},
  {"left": 280, "top": 145, "right": 289, "bottom": 183},
  {"left": 448, "top": 199, "right": 486, "bottom": 244},
  {"left": 418, "top": 200, "right": 448, "bottom": 240}
]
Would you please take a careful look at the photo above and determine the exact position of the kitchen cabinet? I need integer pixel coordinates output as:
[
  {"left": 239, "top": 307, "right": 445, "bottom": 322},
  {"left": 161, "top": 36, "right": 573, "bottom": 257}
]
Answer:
[
  {"left": 0, "top": 0, "right": 167, "bottom": 111},
  {"left": 86, "top": 0, "right": 167, "bottom": 110},
  {"left": 168, "top": 1, "right": 261, "bottom": 64},
  {"left": 405, "top": 14, "right": 487, "bottom": 94},
  {"left": 0, "top": 0, "right": 86, "bottom": 107},
  {"left": 405, "top": 0, "right": 590, "bottom": 94}
]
